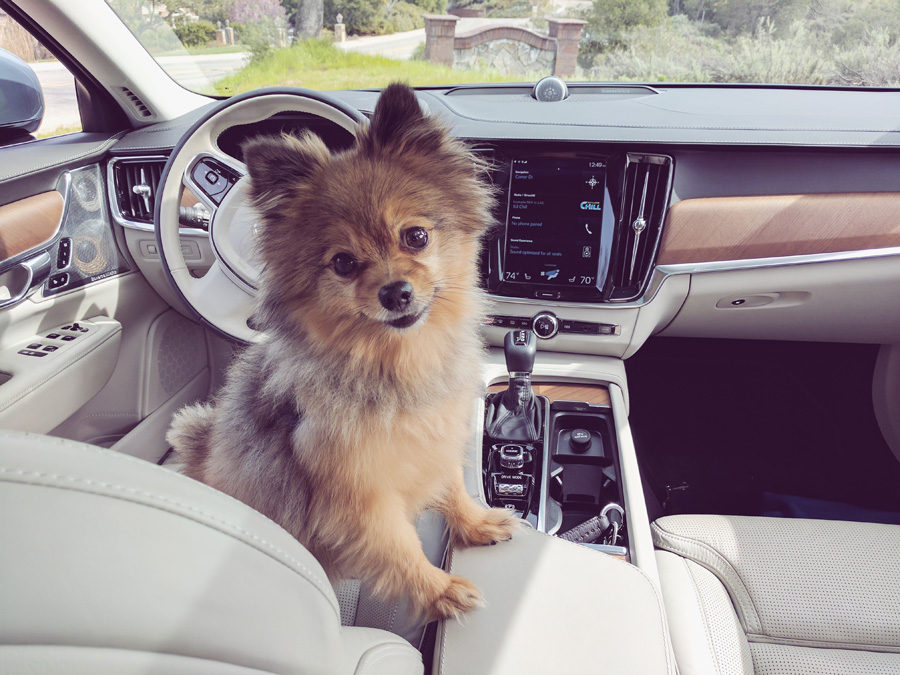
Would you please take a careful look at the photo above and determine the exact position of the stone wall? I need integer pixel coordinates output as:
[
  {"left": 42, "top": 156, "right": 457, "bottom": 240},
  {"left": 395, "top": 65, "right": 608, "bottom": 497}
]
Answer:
[
  {"left": 423, "top": 15, "right": 585, "bottom": 78},
  {"left": 454, "top": 34, "right": 555, "bottom": 76}
]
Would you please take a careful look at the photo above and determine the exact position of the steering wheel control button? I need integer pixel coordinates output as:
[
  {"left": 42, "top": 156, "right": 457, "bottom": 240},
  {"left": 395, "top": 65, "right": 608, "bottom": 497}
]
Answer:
[
  {"left": 569, "top": 428, "right": 592, "bottom": 452},
  {"left": 532, "top": 311, "right": 559, "bottom": 339},
  {"left": 191, "top": 159, "right": 239, "bottom": 205}
]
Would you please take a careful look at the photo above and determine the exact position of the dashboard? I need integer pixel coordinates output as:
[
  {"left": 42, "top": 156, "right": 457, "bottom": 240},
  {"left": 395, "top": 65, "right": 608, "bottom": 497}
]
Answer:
[{"left": 98, "top": 83, "right": 900, "bottom": 357}]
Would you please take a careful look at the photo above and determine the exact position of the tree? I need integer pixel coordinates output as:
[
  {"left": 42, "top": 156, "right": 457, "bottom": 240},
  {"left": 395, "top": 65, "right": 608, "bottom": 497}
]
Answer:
[
  {"left": 282, "top": 0, "right": 323, "bottom": 38},
  {"left": 582, "top": 0, "right": 668, "bottom": 50}
]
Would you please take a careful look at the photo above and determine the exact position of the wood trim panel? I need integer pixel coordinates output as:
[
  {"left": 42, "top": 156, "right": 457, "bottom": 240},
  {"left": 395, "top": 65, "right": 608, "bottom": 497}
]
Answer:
[
  {"left": 658, "top": 192, "right": 900, "bottom": 265},
  {"left": 0, "top": 191, "right": 64, "bottom": 263},
  {"left": 487, "top": 382, "right": 610, "bottom": 406},
  {"left": 180, "top": 185, "right": 202, "bottom": 209}
]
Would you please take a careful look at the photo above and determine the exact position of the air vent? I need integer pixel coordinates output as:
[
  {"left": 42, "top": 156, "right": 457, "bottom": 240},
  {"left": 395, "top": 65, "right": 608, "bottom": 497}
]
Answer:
[
  {"left": 119, "top": 86, "right": 153, "bottom": 118},
  {"left": 608, "top": 154, "right": 673, "bottom": 301},
  {"left": 111, "top": 158, "right": 166, "bottom": 224}
]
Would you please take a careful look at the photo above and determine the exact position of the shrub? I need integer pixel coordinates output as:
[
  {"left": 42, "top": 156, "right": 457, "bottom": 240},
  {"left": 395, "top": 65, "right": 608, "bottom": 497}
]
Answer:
[
  {"left": 138, "top": 24, "right": 182, "bottom": 52},
  {"left": 174, "top": 20, "right": 217, "bottom": 47}
]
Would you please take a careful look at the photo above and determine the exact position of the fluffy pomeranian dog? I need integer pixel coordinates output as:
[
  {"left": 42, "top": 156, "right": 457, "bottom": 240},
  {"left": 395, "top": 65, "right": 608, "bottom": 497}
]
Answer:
[{"left": 168, "top": 83, "right": 517, "bottom": 620}]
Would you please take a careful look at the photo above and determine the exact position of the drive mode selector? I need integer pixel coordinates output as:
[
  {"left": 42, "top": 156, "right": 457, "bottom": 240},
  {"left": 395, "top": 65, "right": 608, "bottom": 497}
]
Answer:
[{"left": 532, "top": 311, "right": 559, "bottom": 339}]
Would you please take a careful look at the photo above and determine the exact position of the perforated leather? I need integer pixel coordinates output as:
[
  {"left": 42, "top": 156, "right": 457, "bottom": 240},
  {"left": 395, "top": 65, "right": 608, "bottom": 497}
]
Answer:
[
  {"left": 750, "top": 643, "right": 900, "bottom": 674},
  {"left": 653, "top": 514, "right": 900, "bottom": 650},
  {"left": 655, "top": 515, "right": 900, "bottom": 675}
]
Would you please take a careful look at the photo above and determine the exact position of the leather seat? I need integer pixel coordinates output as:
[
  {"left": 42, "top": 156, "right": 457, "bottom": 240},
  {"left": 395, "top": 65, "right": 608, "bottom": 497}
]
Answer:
[
  {"left": 0, "top": 430, "right": 423, "bottom": 674},
  {"left": 653, "top": 514, "right": 900, "bottom": 675}
]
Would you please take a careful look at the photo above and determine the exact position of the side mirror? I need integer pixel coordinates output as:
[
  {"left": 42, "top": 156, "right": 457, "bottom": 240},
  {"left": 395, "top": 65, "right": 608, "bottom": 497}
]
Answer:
[{"left": 0, "top": 47, "right": 44, "bottom": 135}]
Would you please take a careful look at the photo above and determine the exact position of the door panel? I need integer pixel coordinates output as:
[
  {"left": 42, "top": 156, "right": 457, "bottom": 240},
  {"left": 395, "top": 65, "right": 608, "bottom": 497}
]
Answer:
[
  {"left": 0, "top": 190, "right": 63, "bottom": 261},
  {"left": 0, "top": 158, "right": 211, "bottom": 457}
]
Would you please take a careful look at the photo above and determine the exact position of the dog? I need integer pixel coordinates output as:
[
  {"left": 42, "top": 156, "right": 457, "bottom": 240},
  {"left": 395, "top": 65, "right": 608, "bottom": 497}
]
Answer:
[{"left": 167, "top": 82, "right": 518, "bottom": 620}]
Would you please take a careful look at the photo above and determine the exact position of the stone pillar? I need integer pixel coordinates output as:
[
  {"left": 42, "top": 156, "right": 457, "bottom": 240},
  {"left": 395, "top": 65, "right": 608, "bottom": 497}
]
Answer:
[
  {"left": 423, "top": 14, "right": 459, "bottom": 67},
  {"left": 334, "top": 13, "right": 346, "bottom": 42},
  {"left": 547, "top": 18, "right": 586, "bottom": 78}
]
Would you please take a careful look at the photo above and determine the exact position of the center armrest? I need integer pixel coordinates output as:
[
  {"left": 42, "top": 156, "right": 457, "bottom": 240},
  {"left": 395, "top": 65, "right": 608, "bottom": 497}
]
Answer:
[{"left": 435, "top": 525, "right": 673, "bottom": 674}]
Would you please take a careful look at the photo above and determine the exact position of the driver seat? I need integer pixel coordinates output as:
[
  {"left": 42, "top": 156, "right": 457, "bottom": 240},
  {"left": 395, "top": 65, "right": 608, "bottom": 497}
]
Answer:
[{"left": 0, "top": 430, "right": 423, "bottom": 674}]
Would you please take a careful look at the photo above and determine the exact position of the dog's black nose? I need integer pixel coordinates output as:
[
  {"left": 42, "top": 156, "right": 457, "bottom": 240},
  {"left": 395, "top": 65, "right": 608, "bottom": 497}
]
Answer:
[{"left": 379, "top": 280, "right": 414, "bottom": 312}]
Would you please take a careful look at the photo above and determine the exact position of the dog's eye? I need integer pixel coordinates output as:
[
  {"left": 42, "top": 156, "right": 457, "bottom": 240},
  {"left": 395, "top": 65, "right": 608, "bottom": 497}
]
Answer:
[
  {"left": 403, "top": 227, "right": 429, "bottom": 250},
  {"left": 331, "top": 253, "right": 358, "bottom": 277}
]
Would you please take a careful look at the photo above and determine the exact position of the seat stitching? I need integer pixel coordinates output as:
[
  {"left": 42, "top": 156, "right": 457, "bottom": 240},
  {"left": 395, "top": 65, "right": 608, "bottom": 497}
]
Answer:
[
  {"left": 746, "top": 633, "right": 900, "bottom": 653},
  {"left": 652, "top": 521, "right": 763, "bottom": 634},
  {"left": 684, "top": 557, "right": 722, "bottom": 675},
  {"left": 0, "top": 467, "right": 339, "bottom": 618}
]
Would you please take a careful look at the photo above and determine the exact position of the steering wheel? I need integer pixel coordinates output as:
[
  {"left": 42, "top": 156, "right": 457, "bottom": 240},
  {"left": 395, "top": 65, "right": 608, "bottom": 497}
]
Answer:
[{"left": 154, "top": 87, "right": 365, "bottom": 343}]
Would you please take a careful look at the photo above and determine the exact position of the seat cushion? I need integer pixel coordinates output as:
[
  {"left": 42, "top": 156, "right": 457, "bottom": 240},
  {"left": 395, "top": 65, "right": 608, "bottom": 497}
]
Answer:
[
  {"left": 0, "top": 430, "right": 422, "bottom": 675},
  {"left": 653, "top": 514, "right": 900, "bottom": 675}
]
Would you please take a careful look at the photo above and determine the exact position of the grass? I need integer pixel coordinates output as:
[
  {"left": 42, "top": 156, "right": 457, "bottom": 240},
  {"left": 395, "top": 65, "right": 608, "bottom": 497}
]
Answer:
[
  {"left": 35, "top": 124, "right": 82, "bottom": 139},
  {"left": 214, "top": 39, "right": 520, "bottom": 95}
]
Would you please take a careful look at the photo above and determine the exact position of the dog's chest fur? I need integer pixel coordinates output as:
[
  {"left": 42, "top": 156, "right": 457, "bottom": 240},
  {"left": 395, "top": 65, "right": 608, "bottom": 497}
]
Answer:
[{"left": 201, "top": 332, "right": 480, "bottom": 542}]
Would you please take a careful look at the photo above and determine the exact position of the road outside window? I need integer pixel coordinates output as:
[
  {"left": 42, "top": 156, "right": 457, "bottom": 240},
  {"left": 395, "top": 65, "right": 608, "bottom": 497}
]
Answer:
[{"left": 0, "top": 9, "right": 82, "bottom": 139}]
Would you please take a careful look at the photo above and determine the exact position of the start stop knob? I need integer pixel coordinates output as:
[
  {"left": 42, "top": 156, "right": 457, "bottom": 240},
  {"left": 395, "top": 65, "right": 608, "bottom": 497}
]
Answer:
[{"left": 532, "top": 311, "right": 559, "bottom": 339}]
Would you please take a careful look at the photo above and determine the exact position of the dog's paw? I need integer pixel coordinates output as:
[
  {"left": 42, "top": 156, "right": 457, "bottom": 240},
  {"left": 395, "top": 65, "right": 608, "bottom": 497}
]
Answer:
[
  {"left": 454, "top": 507, "right": 520, "bottom": 547},
  {"left": 430, "top": 575, "right": 483, "bottom": 620}
]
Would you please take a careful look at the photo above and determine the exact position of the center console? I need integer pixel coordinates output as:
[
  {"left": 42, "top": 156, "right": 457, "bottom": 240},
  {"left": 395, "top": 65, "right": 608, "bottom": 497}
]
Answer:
[
  {"left": 434, "top": 335, "right": 673, "bottom": 673},
  {"left": 481, "top": 329, "right": 629, "bottom": 556}
]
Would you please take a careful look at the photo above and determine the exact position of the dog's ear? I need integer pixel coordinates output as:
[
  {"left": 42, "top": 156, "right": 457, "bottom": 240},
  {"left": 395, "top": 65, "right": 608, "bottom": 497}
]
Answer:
[
  {"left": 242, "top": 132, "right": 330, "bottom": 210},
  {"left": 361, "top": 82, "right": 445, "bottom": 155}
]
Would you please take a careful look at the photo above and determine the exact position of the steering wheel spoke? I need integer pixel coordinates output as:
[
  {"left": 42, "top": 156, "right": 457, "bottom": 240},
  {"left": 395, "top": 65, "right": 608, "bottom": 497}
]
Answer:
[{"left": 155, "top": 88, "right": 365, "bottom": 343}]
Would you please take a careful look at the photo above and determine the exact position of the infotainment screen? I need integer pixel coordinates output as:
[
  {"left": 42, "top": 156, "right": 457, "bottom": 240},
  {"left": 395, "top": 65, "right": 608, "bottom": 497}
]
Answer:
[{"left": 502, "top": 157, "right": 609, "bottom": 288}]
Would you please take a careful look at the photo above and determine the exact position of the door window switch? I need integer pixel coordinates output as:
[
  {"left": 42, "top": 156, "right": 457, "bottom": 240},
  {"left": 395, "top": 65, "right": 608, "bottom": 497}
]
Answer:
[
  {"left": 42, "top": 345, "right": 58, "bottom": 352},
  {"left": 46, "top": 333, "right": 60, "bottom": 339},
  {"left": 18, "top": 349, "right": 46, "bottom": 357},
  {"left": 27, "top": 343, "right": 41, "bottom": 349},
  {"left": 61, "top": 335, "right": 76, "bottom": 342}
]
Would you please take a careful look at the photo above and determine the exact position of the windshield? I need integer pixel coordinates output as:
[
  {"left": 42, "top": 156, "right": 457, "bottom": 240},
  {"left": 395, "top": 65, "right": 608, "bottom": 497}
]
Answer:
[{"left": 106, "top": 0, "right": 900, "bottom": 95}]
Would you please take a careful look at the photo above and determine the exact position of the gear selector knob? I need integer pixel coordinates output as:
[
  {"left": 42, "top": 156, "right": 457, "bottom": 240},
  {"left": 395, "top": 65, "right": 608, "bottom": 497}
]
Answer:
[{"left": 504, "top": 329, "right": 536, "bottom": 375}]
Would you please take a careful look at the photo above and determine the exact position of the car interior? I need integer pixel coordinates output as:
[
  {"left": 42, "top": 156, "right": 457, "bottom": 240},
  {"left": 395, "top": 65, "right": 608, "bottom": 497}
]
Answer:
[{"left": 1, "top": 1, "right": 899, "bottom": 673}]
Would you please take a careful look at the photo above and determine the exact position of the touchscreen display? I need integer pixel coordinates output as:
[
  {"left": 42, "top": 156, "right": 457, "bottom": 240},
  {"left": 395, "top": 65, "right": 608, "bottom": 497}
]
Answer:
[{"left": 502, "top": 157, "right": 607, "bottom": 288}]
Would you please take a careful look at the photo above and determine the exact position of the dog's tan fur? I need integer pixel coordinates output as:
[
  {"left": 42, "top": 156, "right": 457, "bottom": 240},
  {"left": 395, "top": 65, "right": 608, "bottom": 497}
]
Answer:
[{"left": 167, "top": 83, "right": 517, "bottom": 620}]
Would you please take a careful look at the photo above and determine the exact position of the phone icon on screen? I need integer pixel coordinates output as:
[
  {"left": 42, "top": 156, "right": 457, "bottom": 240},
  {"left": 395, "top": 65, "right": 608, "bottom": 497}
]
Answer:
[
  {"left": 524, "top": 273, "right": 532, "bottom": 280},
  {"left": 584, "top": 223, "right": 593, "bottom": 235}
]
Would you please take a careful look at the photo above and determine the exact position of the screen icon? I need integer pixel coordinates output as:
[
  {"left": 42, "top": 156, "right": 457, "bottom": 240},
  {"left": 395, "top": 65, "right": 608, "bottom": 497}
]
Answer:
[
  {"left": 568, "top": 275, "right": 577, "bottom": 283},
  {"left": 584, "top": 223, "right": 593, "bottom": 235},
  {"left": 585, "top": 176, "right": 599, "bottom": 189},
  {"left": 541, "top": 269, "right": 560, "bottom": 281},
  {"left": 582, "top": 246, "right": 592, "bottom": 258}
]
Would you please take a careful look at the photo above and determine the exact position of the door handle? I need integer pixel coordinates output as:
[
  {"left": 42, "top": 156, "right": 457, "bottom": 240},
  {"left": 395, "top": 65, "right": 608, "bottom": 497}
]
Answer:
[{"left": 0, "top": 252, "right": 51, "bottom": 310}]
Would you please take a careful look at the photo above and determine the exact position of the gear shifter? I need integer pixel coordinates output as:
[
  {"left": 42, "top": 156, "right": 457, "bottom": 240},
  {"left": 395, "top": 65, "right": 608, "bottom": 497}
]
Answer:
[{"left": 485, "top": 330, "right": 543, "bottom": 441}]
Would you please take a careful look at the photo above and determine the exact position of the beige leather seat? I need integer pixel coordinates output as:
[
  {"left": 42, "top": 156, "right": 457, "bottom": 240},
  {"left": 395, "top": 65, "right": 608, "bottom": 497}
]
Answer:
[
  {"left": 0, "top": 430, "right": 423, "bottom": 674},
  {"left": 653, "top": 514, "right": 900, "bottom": 675}
]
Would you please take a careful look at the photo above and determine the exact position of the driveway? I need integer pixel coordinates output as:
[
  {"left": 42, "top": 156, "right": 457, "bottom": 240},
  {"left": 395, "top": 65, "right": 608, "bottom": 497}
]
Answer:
[{"left": 32, "top": 52, "right": 248, "bottom": 136}]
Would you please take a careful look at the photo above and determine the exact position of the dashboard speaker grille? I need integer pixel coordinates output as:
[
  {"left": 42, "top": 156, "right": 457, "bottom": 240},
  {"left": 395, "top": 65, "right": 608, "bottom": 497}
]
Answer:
[
  {"left": 608, "top": 153, "right": 673, "bottom": 301},
  {"left": 112, "top": 158, "right": 166, "bottom": 224}
]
